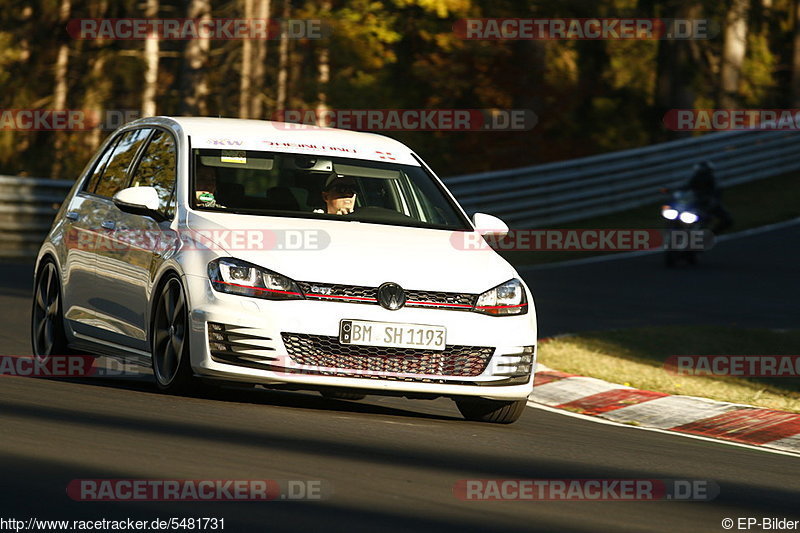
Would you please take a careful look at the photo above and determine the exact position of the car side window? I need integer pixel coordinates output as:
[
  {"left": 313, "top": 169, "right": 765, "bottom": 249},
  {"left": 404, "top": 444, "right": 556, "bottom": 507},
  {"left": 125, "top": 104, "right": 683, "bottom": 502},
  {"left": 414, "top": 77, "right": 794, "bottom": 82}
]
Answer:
[
  {"left": 93, "top": 128, "right": 152, "bottom": 198},
  {"left": 130, "top": 129, "right": 177, "bottom": 218},
  {"left": 83, "top": 136, "right": 122, "bottom": 194}
]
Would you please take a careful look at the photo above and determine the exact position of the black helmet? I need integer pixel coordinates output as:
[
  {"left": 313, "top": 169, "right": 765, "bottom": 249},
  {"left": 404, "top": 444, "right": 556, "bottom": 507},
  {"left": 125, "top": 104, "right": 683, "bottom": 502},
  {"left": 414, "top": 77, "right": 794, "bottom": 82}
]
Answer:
[{"left": 694, "top": 160, "right": 715, "bottom": 172}]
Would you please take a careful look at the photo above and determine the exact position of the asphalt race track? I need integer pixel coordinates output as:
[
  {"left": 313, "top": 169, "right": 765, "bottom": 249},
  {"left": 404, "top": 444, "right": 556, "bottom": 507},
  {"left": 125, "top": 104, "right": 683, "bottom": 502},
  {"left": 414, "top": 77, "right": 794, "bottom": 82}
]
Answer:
[
  {"left": 524, "top": 222, "right": 800, "bottom": 337},
  {"left": 0, "top": 222, "right": 798, "bottom": 532}
]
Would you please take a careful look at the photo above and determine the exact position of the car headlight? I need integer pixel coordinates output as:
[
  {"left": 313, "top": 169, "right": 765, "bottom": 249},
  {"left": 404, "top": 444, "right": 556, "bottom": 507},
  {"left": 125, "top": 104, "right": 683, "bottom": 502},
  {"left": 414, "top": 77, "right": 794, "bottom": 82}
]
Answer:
[
  {"left": 474, "top": 278, "right": 528, "bottom": 316},
  {"left": 661, "top": 207, "right": 678, "bottom": 220},
  {"left": 208, "top": 258, "right": 304, "bottom": 300},
  {"left": 679, "top": 211, "right": 699, "bottom": 224}
]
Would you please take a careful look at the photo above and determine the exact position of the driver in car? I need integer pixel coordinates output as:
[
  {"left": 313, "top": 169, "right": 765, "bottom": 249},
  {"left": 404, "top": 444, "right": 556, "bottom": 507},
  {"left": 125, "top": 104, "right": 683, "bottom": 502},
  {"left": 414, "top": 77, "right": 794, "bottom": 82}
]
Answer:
[
  {"left": 317, "top": 173, "right": 357, "bottom": 215},
  {"left": 195, "top": 164, "right": 225, "bottom": 208}
]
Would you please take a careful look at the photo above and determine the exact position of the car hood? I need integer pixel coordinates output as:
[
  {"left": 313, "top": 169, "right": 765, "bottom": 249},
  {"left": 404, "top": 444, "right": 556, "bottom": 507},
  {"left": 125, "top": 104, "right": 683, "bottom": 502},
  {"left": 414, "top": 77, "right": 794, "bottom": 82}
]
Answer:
[{"left": 186, "top": 211, "right": 518, "bottom": 293}]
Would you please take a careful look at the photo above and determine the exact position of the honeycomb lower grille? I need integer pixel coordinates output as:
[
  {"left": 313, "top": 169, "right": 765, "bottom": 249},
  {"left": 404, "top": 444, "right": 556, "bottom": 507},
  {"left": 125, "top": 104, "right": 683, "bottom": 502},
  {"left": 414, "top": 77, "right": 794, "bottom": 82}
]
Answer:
[{"left": 281, "top": 333, "right": 493, "bottom": 377}]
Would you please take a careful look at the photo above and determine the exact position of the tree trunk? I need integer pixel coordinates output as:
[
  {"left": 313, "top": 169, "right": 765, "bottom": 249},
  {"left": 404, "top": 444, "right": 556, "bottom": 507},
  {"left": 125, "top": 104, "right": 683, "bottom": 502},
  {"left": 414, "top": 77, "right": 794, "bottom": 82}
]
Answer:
[
  {"left": 141, "top": 0, "right": 160, "bottom": 117},
  {"left": 239, "top": 0, "right": 254, "bottom": 118},
  {"left": 180, "top": 0, "right": 211, "bottom": 115},
  {"left": 83, "top": 54, "right": 109, "bottom": 152},
  {"left": 275, "top": 0, "right": 291, "bottom": 114},
  {"left": 792, "top": 0, "right": 800, "bottom": 107},
  {"left": 720, "top": 0, "right": 750, "bottom": 108},
  {"left": 250, "top": 0, "right": 271, "bottom": 118},
  {"left": 315, "top": 0, "right": 332, "bottom": 126},
  {"left": 653, "top": 1, "right": 701, "bottom": 141},
  {"left": 51, "top": 0, "right": 72, "bottom": 179}
]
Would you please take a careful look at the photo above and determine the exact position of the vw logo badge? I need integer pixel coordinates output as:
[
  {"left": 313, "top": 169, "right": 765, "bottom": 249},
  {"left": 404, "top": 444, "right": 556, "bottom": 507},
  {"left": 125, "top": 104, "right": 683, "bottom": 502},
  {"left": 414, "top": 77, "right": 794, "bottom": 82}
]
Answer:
[{"left": 377, "top": 282, "right": 406, "bottom": 310}]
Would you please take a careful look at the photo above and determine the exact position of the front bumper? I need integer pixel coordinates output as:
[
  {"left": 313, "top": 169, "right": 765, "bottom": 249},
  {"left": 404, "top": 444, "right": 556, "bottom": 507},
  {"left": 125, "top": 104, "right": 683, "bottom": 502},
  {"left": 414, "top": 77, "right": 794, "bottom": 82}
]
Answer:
[{"left": 183, "top": 274, "right": 537, "bottom": 401}]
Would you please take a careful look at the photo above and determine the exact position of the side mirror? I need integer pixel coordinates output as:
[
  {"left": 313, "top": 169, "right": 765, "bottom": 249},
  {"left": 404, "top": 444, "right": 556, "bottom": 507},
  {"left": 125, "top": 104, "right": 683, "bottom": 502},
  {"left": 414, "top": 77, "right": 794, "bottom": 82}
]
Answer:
[
  {"left": 472, "top": 212, "right": 509, "bottom": 238},
  {"left": 112, "top": 186, "right": 164, "bottom": 220}
]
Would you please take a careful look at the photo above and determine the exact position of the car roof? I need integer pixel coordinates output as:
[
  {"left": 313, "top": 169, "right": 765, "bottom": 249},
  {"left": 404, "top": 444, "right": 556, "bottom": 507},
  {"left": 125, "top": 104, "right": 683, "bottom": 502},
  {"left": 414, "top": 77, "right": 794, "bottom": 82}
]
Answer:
[{"left": 128, "top": 116, "right": 420, "bottom": 166}]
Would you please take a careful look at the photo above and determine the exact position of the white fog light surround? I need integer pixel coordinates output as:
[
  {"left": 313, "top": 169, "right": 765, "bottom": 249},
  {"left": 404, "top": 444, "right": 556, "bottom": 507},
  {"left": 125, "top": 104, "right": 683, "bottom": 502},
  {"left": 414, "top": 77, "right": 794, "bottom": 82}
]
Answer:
[
  {"left": 662, "top": 208, "right": 678, "bottom": 220},
  {"left": 679, "top": 211, "right": 699, "bottom": 224},
  {"left": 208, "top": 258, "right": 304, "bottom": 300},
  {"left": 474, "top": 278, "right": 528, "bottom": 316}
]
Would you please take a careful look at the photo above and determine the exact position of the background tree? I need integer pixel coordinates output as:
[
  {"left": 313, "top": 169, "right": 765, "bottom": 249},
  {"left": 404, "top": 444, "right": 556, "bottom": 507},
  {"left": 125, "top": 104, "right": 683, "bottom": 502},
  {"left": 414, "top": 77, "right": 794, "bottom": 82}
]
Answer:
[{"left": 1, "top": 0, "right": 797, "bottom": 178}]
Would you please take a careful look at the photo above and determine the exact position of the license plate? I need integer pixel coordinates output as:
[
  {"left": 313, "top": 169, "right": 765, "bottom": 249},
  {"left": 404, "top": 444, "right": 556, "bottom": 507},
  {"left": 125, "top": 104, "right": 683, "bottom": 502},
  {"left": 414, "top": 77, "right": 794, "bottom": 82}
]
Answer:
[{"left": 339, "top": 320, "right": 446, "bottom": 351}]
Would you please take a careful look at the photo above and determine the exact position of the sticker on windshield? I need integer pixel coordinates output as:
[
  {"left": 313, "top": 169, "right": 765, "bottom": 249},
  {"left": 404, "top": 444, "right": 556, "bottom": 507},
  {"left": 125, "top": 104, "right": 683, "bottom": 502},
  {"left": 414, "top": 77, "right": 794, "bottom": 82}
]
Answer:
[{"left": 221, "top": 150, "right": 247, "bottom": 164}]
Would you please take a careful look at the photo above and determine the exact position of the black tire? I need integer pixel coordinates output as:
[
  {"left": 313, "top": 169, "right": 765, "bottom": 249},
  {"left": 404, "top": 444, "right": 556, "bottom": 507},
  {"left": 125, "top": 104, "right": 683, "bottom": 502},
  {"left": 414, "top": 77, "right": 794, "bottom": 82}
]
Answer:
[
  {"left": 31, "top": 260, "right": 71, "bottom": 360},
  {"left": 455, "top": 398, "right": 527, "bottom": 424},
  {"left": 320, "top": 390, "right": 367, "bottom": 401},
  {"left": 151, "top": 276, "right": 197, "bottom": 395}
]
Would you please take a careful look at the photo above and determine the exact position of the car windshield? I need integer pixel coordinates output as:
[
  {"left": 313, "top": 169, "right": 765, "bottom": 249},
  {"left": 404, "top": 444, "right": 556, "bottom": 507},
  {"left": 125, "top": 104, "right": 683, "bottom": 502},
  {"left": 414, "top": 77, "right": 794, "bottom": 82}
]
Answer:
[{"left": 191, "top": 149, "right": 471, "bottom": 230}]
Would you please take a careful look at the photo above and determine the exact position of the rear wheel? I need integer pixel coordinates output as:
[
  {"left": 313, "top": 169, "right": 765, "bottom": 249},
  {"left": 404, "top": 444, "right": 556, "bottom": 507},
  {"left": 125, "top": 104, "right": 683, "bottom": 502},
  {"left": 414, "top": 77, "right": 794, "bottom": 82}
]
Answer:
[
  {"left": 151, "top": 276, "right": 196, "bottom": 394},
  {"left": 455, "top": 398, "right": 527, "bottom": 424},
  {"left": 31, "top": 260, "right": 70, "bottom": 360}
]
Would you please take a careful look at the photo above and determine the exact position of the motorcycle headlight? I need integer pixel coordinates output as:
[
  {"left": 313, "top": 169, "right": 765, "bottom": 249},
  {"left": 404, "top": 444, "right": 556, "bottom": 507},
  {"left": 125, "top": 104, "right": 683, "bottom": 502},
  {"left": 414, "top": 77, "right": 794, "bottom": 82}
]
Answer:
[
  {"left": 474, "top": 278, "right": 528, "bottom": 316},
  {"left": 208, "top": 258, "right": 304, "bottom": 300},
  {"left": 679, "top": 211, "right": 699, "bottom": 224},
  {"left": 662, "top": 207, "right": 678, "bottom": 220}
]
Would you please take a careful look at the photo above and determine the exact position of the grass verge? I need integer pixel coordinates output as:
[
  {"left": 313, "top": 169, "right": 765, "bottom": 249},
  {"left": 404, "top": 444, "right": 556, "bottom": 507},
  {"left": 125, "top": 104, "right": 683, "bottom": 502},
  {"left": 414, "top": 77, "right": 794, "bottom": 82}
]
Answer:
[
  {"left": 501, "top": 171, "right": 800, "bottom": 266},
  {"left": 538, "top": 325, "right": 800, "bottom": 413}
]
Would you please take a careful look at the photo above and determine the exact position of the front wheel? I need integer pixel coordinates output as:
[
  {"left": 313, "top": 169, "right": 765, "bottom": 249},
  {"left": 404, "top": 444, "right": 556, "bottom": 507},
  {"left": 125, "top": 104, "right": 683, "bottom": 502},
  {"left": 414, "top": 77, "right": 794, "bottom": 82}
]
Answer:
[
  {"left": 151, "top": 276, "right": 197, "bottom": 395},
  {"left": 455, "top": 398, "right": 527, "bottom": 424}
]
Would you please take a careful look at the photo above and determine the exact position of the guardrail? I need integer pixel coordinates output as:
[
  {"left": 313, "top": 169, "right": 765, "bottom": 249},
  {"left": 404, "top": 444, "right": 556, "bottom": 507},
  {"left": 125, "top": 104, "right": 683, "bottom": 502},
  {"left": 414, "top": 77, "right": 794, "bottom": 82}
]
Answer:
[
  {"left": 1, "top": 129, "right": 798, "bottom": 257},
  {"left": 0, "top": 176, "right": 73, "bottom": 258},
  {"left": 442, "top": 130, "right": 800, "bottom": 227}
]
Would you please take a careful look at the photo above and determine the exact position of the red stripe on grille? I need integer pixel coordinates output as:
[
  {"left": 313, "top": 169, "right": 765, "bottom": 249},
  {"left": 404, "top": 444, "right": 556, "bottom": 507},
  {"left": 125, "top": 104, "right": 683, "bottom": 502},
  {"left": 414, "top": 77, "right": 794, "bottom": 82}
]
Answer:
[
  {"left": 305, "top": 293, "right": 377, "bottom": 302},
  {"left": 405, "top": 300, "right": 473, "bottom": 308}
]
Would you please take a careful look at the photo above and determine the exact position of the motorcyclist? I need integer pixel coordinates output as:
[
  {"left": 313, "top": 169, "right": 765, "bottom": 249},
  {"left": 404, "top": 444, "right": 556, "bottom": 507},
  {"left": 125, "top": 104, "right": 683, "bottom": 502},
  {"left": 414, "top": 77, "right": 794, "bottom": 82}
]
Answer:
[{"left": 684, "top": 161, "right": 733, "bottom": 233}]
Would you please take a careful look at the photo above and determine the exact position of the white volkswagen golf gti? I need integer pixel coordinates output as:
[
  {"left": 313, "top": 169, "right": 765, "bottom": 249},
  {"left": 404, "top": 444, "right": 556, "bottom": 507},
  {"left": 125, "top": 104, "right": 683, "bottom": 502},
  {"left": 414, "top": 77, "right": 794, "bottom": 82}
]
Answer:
[{"left": 32, "top": 117, "right": 537, "bottom": 423}]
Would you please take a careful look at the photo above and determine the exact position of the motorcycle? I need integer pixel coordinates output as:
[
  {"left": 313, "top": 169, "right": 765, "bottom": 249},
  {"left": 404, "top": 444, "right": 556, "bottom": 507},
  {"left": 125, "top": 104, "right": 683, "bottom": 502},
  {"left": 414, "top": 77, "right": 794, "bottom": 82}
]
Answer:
[{"left": 660, "top": 189, "right": 708, "bottom": 267}]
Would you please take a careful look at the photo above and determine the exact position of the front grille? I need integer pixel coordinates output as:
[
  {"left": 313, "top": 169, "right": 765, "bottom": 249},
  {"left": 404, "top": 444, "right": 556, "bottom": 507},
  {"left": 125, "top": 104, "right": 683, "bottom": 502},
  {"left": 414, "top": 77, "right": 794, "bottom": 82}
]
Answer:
[
  {"left": 295, "top": 281, "right": 476, "bottom": 311},
  {"left": 281, "top": 332, "right": 493, "bottom": 378}
]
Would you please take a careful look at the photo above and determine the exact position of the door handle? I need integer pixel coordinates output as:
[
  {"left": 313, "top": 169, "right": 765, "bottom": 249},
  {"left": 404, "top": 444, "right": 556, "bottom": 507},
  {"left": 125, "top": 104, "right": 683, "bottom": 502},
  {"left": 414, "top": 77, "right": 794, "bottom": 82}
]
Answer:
[
  {"left": 101, "top": 220, "right": 116, "bottom": 230},
  {"left": 65, "top": 211, "right": 79, "bottom": 220}
]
